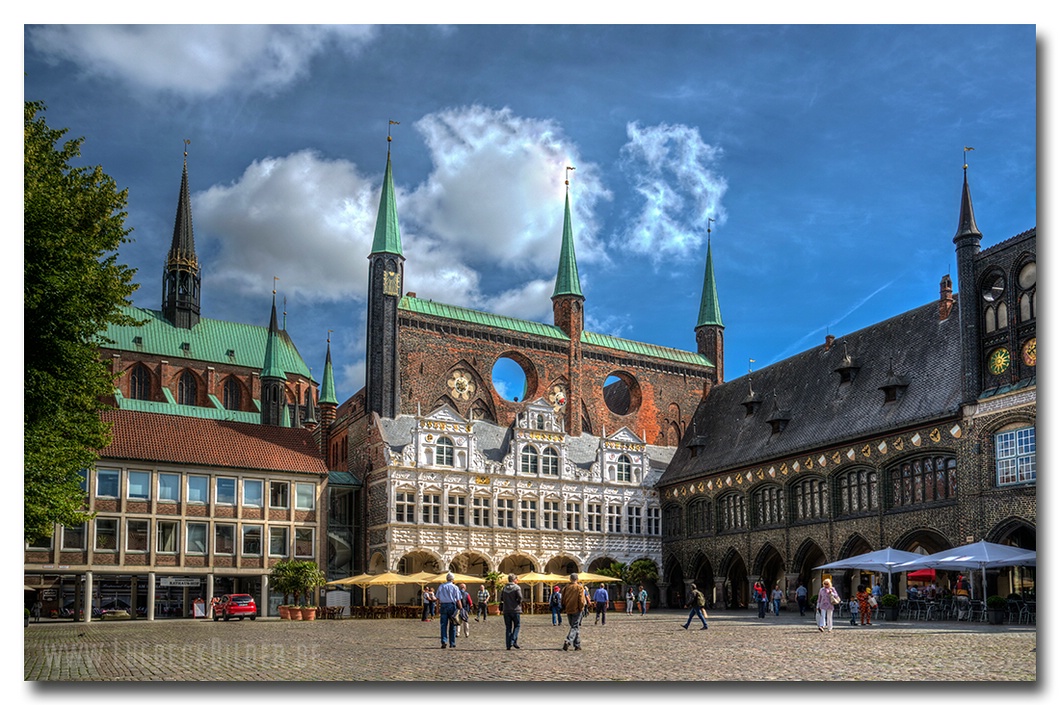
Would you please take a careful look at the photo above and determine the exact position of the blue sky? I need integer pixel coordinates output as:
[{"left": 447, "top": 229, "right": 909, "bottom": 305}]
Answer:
[{"left": 21, "top": 22, "right": 1038, "bottom": 403}]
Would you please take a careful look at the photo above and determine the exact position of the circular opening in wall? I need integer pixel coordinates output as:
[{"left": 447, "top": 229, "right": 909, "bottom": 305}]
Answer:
[
  {"left": 491, "top": 354, "right": 535, "bottom": 403},
  {"left": 603, "top": 372, "right": 640, "bottom": 415}
]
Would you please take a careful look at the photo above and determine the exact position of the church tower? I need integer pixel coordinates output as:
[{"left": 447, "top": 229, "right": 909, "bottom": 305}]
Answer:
[
  {"left": 551, "top": 168, "right": 585, "bottom": 435},
  {"left": 953, "top": 159, "right": 984, "bottom": 404},
  {"left": 260, "top": 291, "right": 288, "bottom": 426},
  {"left": 365, "top": 131, "right": 404, "bottom": 419},
  {"left": 694, "top": 227, "right": 725, "bottom": 384},
  {"left": 162, "top": 141, "right": 201, "bottom": 329}
]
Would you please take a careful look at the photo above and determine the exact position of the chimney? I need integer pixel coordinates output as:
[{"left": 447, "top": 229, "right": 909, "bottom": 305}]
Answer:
[
  {"left": 824, "top": 334, "right": 835, "bottom": 351},
  {"left": 939, "top": 274, "right": 954, "bottom": 321}
]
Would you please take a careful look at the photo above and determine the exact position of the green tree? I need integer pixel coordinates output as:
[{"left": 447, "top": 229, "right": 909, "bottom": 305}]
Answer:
[
  {"left": 24, "top": 100, "right": 138, "bottom": 543},
  {"left": 627, "top": 559, "right": 659, "bottom": 585}
]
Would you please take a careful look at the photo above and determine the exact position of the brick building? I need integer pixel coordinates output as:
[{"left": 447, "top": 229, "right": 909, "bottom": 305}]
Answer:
[{"left": 655, "top": 166, "right": 1036, "bottom": 610}]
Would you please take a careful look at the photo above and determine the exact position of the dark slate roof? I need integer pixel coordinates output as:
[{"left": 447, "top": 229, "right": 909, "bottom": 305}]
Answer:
[
  {"left": 101, "top": 409, "right": 327, "bottom": 475},
  {"left": 659, "top": 299, "right": 963, "bottom": 485}
]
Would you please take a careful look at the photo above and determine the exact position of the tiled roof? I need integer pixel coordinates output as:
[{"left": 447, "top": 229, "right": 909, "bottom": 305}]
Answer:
[
  {"left": 659, "top": 299, "right": 963, "bottom": 485},
  {"left": 100, "top": 409, "right": 327, "bottom": 475},
  {"left": 98, "top": 305, "right": 313, "bottom": 379}
]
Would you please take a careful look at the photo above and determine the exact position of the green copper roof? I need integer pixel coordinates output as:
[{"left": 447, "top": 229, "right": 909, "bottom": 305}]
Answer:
[
  {"left": 370, "top": 152, "right": 403, "bottom": 256},
  {"left": 319, "top": 341, "right": 338, "bottom": 405},
  {"left": 400, "top": 296, "right": 570, "bottom": 340},
  {"left": 696, "top": 239, "right": 724, "bottom": 328},
  {"left": 261, "top": 297, "right": 287, "bottom": 380},
  {"left": 100, "top": 305, "right": 312, "bottom": 379},
  {"left": 115, "top": 395, "right": 264, "bottom": 424},
  {"left": 581, "top": 331, "right": 714, "bottom": 368},
  {"left": 552, "top": 189, "right": 583, "bottom": 298},
  {"left": 401, "top": 296, "right": 712, "bottom": 368}
]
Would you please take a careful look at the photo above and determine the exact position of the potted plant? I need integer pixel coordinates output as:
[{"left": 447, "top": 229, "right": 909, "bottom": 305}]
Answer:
[
  {"left": 596, "top": 561, "right": 628, "bottom": 610},
  {"left": 881, "top": 593, "right": 901, "bottom": 620},
  {"left": 25, "top": 608, "right": 30, "bottom": 628},
  {"left": 484, "top": 570, "right": 504, "bottom": 616},
  {"left": 627, "top": 559, "right": 658, "bottom": 612},
  {"left": 269, "top": 559, "right": 298, "bottom": 619},
  {"left": 291, "top": 560, "right": 326, "bottom": 621},
  {"left": 986, "top": 595, "right": 1008, "bottom": 624}
]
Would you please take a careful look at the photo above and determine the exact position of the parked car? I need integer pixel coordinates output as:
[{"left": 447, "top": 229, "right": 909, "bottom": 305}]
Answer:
[{"left": 212, "top": 594, "right": 257, "bottom": 621}]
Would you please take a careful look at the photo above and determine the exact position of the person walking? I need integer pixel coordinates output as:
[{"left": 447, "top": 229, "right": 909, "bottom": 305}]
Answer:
[
  {"left": 638, "top": 585, "right": 649, "bottom": 615},
  {"left": 582, "top": 584, "right": 591, "bottom": 619},
  {"left": 476, "top": 584, "right": 490, "bottom": 622},
  {"left": 681, "top": 583, "right": 709, "bottom": 630},
  {"left": 772, "top": 584, "right": 783, "bottom": 616},
  {"left": 458, "top": 583, "right": 473, "bottom": 638},
  {"left": 626, "top": 587, "right": 636, "bottom": 614},
  {"left": 593, "top": 585, "right": 609, "bottom": 625},
  {"left": 500, "top": 573, "right": 523, "bottom": 650},
  {"left": 549, "top": 585, "right": 563, "bottom": 626},
  {"left": 561, "top": 573, "right": 587, "bottom": 651},
  {"left": 796, "top": 583, "right": 808, "bottom": 616},
  {"left": 436, "top": 574, "right": 462, "bottom": 648},
  {"left": 816, "top": 578, "right": 840, "bottom": 632},
  {"left": 421, "top": 588, "right": 432, "bottom": 622}
]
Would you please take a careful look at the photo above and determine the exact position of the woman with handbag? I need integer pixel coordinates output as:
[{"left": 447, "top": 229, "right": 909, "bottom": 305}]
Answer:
[{"left": 816, "top": 578, "right": 840, "bottom": 632}]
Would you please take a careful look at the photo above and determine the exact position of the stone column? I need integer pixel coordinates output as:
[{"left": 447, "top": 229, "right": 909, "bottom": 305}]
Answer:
[
  {"left": 147, "top": 572, "right": 156, "bottom": 621},
  {"left": 713, "top": 577, "right": 726, "bottom": 609},
  {"left": 261, "top": 574, "right": 270, "bottom": 617},
  {"left": 785, "top": 572, "right": 801, "bottom": 611},
  {"left": 84, "top": 571, "right": 93, "bottom": 623}
]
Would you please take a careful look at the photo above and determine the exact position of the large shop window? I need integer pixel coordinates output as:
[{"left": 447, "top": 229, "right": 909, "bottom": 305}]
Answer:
[{"left": 996, "top": 427, "right": 1036, "bottom": 486}]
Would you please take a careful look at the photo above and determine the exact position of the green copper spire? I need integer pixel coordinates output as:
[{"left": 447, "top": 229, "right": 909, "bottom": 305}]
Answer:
[
  {"left": 261, "top": 291, "right": 288, "bottom": 380},
  {"left": 370, "top": 151, "right": 403, "bottom": 256},
  {"left": 319, "top": 333, "right": 338, "bottom": 405},
  {"left": 696, "top": 237, "right": 724, "bottom": 329},
  {"left": 552, "top": 186, "right": 583, "bottom": 299}
]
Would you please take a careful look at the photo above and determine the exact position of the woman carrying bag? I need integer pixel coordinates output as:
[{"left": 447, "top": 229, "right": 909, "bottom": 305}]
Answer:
[{"left": 816, "top": 578, "right": 841, "bottom": 633}]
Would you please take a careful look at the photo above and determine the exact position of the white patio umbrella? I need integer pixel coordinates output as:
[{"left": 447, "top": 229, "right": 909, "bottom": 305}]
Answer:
[
  {"left": 896, "top": 541, "right": 1037, "bottom": 599},
  {"left": 814, "top": 547, "right": 924, "bottom": 595}
]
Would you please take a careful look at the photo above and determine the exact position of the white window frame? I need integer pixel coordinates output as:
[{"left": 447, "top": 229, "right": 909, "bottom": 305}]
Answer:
[
  {"left": 216, "top": 477, "right": 237, "bottom": 505},
  {"left": 187, "top": 475, "right": 209, "bottom": 504},
  {"left": 295, "top": 527, "right": 315, "bottom": 558},
  {"left": 269, "top": 526, "right": 289, "bottom": 557},
  {"left": 62, "top": 523, "right": 86, "bottom": 550},
  {"left": 214, "top": 523, "right": 236, "bottom": 555},
  {"left": 587, "top": 503, "right": 602, "bottom": 532},
  {"left": 565, "top": 501, "right": 582, "bottom": 531},
  {"left": 996, "top": 426, "right": 1036, "bottom": 486},
  {"left": 94, "top": 517, "right": 118, "bottom": 552},
  {"left": 186, "top": 522, "right": 208, "bottom": 554},
  {"left": 626, "top": 504, "right": 642, "bottom": 534},
  {"left": 127, "top": 470, "right": 151, "bottom": 500},
  {"left": 156, "top": 520, "right": 179, "bottom": 554},
  {"left": 520, "top": 498, "right": 538, "bottom": 529},
  {"left": 242, "top": 524, "right": 263, "bottom": 556},
  {"left": 96, "top": 469, "right": 119, "bottom": 498},
  {"left": 243, "top": 479, "right": 264, "bottom": 508},
  {"left": 126, "top": 519, "right": 149, "bottom": 552},
  {"left": 447, "top": 493, "right": 467, "bottom": 525},
  {"left": 472, "top": 496, "right": 491, "bottom": 527},
  {"left": 607, "top": 504, "right": 623, "bottom": 533},
  {"left": 543, "top": 500, "right": 560, "bottom": 530},
  {"left": 395, "top": 491, "right": 415, "bottom": 523},
  {"left": 295, "top": 482, "right": 316, "bottom": 510},
  {"left": 270, "top": 481, "right": 290, "bottom": 509},
  {"left": 158, "top": 473, "right": 181, "bottom": 502},
  {"left": 421, "top": 493, "right": 441, "bottom": 524},
  {"left": 497, "top": 497, "right": 515, "bottom": 528}
]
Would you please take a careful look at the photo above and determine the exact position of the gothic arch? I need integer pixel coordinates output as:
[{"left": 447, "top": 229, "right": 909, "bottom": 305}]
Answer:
[
  {"left": 835, "top": 532, "right": 874, "bottom": 561},
  {"left": 986, "top": 517, "right": 1036, "bottom": 549}
]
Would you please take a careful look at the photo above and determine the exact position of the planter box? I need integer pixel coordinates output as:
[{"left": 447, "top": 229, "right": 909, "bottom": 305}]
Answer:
[
  {"left": 987, "top": 608, "right": 1006, "bottom": 625},
  {"left": 884, "top": 607, "right": 900, "bottom": 621}
]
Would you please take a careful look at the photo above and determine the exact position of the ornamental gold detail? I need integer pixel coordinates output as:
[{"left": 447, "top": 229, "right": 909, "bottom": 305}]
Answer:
[
  {"left": 950, "top": 424, "right": 962, "bottom": 438},
  {"left": 474, "top": 476, "right": 491, "bottom": 485},
  {"left": 929, "top": 428, "right": 941, "bottom": 443},
  {"left": 892, "top": 437, "right": 904, "bottom": 451}
]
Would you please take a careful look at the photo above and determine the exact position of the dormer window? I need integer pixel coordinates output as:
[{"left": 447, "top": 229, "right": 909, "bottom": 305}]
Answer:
[
  {"left": 741, "top": 378, "right": 762, "bottom": 417},
  {"left": 181, "top": 342, "right": 191, "bottom": 352},
  {"left": 436, "top": 436, "right": 454, "bottom": 467},
  {"left": 520, "top": 445, "right": 539, "bottom": 474},
  {"left": 878, "top": 358, "right": 909, "bottom": 404},
  {"left": 132, "top": 335, "right": 143, "bottom": 346},
  {"left": 616, "top": 454, "right": 632, "bottom": 482},
  {"left": 766, "top": 392, "right": 790, "bottom": 435},
  {"left": 833, "top": 343, "right": 859, "bottom": 385}
]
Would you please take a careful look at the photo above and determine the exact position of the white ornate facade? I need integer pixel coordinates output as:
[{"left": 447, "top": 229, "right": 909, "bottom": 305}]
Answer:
[{"left": 364, "top": 400, "right": 668, "bottom": 599}]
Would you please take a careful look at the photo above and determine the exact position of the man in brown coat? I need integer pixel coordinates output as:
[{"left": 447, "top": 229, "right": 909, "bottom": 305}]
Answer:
[{"left": 560, "top": 573, "right": 587, "bottom": 651}]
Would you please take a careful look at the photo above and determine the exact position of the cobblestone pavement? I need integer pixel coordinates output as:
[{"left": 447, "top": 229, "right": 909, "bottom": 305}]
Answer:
[{"left": 24, "top": 609, "right": 1036, "bottom": 682}]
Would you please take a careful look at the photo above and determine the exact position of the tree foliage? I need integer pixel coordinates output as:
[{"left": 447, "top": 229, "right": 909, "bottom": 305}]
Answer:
[{"left": 24, "top": 100, "right": 139, "bottom": 543}]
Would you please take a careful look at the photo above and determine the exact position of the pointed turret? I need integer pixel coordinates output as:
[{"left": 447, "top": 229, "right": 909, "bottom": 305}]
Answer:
[
  {"left": 260, "top": 291, "right": 288, "bottom": 426},
  {"left": 551, "top": 168, "right": 586, "bottom": 435},
  {"left": 695, "top": 227, "right": 725, "bottom": 384},
  {"left": 320, "top": 335, "right": 338, "bottom": 407},
  {"left": 162, "top": 142, "right": 202, "bottom": 329},
  {"left": 953, "top": 157, "right": 984, "bottom": 404},
  {"left": 365, "top": 129, "right": 405, "bottom": 419}
]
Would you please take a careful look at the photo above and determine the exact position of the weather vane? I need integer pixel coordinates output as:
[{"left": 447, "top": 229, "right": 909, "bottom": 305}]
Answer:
[
  {"left": 388, "top": 120, "right": 399, "bottom": 150},
  {"left": 183, "top": 139, "right": 190, "bottom": 165},
  {"left": 749, "top": 358, "right": 756, "bottom": 374},
  {"left": 963, "top": 146, "right": 974, "bottom": 170},
  {"left": 566, "top": 165, "right": 575, "bottom": 186},
  {"left": 707, "top": 217, "right": 715, "bottom": 244},
  {"left": 273, "top": 276, "right": 279, "bottom": 295}
]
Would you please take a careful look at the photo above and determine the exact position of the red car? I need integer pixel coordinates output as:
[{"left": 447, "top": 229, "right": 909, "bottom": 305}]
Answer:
[{"left": 212, "top": 594, "right": 257, "bottom": 621}]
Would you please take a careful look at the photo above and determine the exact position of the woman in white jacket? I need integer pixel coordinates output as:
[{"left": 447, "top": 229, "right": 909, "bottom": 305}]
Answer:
[{"left": 816, "top": 578, "right": 840, "bottom": 632}]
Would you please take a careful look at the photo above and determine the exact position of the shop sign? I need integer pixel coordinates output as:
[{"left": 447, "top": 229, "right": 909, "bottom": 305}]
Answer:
[{"left": 160, "top": 577, "right": 200, "bottom": 588}]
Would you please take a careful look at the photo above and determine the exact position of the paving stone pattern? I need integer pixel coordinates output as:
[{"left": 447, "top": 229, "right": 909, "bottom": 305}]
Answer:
[{"left": 24, "top": 609, "right": 1036, "bottom": 682}]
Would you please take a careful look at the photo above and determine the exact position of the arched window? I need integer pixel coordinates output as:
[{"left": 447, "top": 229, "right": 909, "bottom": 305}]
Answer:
[
  {"left": 662, "top": 504, "right": 683, "bottom": 538},
  {"left": 888, "top": 455, "right": 957, "bottom": 506},
  {"left": 835, "top": 467, "right": 877, "bottom": 515},
  {"left": 129, "top": 364, "right": 150, "bottom": 400},
  {"left": 616, "top": 454, "right": 632, "bottom": 482},
  {"left": 436, "top": 437, "right": 454, "bottom": 467},
  {"left": 686, "top": 499, "right": 711, "bottom": 536},
  {"left": 541, "top": 447, "right": 559, "bottom": 476},
  {"left": 520, "top": 445, "right": 539, "bottom": 474},
  {"left": 717, "top": 493, "right": 746, "bottom": 531},
  {"left": 791, "top": 477, "right": 828, "bottom": 521},
  {"left": 752, "top": 485, "right": 784, "bottom": 527},
  {"left": 177, "top": 370, "right": 197, "bottom": 406},
  {"left": 223, "top": 378, "right": 242, "bottom": 411}
]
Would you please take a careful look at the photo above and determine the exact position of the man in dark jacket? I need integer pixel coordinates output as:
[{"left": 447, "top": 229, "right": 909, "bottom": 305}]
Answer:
[
  {"left": 500, "top": 573, "right": 523, "bottom": 650},
  {"left": 681, "top": 583, "right": 709, "bottom": 630}
]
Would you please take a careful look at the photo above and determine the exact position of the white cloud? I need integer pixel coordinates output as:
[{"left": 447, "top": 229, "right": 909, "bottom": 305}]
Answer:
[
  {"left": 406, "top": 105, "right": 612, "bottom": 275},
  {"left": 194, "top": 149, "right": 377, "bottom": 301},
  {"left": 27, "top": 25, "right": 377, "bottom": 97},
  {"left": 619, "top": 121, "right": 728, "bottom": 261}
]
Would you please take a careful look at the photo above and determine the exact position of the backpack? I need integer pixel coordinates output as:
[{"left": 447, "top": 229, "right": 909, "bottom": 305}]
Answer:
[
  {"left": 695, "top": 591, "right": 706, "bottom": 608},
  {"left": 550, "top": 591, "right": 561, "bottom": 608}
]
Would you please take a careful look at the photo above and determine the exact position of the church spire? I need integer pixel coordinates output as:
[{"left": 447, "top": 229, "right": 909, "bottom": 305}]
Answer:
[
  {"left": 320, "top": 332, "right": 338, "bottom": 406},
  {"left": 260, "top": 286, "right": 288, "bottom": 426},
  {"left": 953, "top": 150, "right": 984, "bottom": 405},
  {"left": 954, "top": 149, "right": 982, "bottom": 241},
  {"left": 370, "top": 124, "right": 403, "bottom": 257},
  {"left": 695, "top": 219, "right": 725, "bottom": 384},
  {"left": 552, "top": 169, "right": 584, "bottom": 299},
  {"left": 162, "top": 140, "right": 201, "bottom": 329}
]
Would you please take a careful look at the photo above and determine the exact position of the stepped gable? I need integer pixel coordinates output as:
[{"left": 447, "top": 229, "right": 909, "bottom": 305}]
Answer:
[
  {"left": 660, "top": 299, "right": 963, "bottom": 484},
  {"left": 100, "top": 409, "right": 327, "bottom": 475}
]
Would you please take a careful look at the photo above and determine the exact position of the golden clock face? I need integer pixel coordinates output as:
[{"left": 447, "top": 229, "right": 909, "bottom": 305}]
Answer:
[
  {"left": 1022, "top": 338, "right": 1037, "bottom": 367},
  {"left": 989, "top": 347, "right": 1011, "bottom": 375},
  {"left": 383, "top": 271, "right": 401, "bottom": 296}
]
